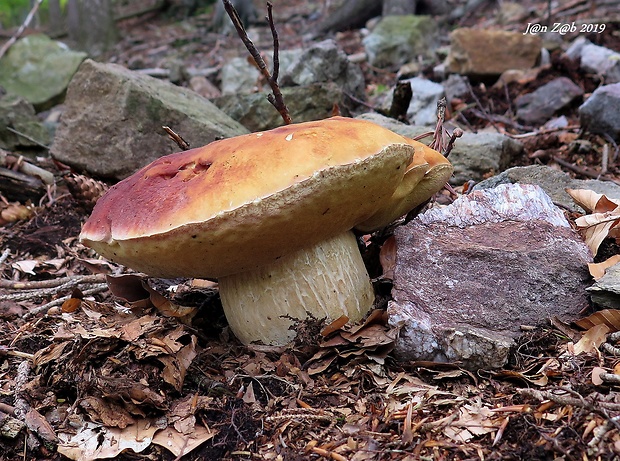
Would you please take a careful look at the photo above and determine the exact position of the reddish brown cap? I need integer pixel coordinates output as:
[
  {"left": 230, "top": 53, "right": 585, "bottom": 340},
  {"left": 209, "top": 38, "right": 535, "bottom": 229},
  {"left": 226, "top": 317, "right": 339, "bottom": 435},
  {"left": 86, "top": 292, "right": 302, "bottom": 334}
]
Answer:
[{"left": 80, "top": 117, "right": 416, "bottom": 277}]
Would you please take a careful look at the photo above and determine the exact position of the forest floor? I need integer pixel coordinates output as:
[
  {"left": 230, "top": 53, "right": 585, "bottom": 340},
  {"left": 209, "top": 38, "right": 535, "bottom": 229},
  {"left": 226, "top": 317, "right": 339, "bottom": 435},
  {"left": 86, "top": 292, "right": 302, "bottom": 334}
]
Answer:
[{"left": 2, "top": 1, "right": 620, "bottom": 460}]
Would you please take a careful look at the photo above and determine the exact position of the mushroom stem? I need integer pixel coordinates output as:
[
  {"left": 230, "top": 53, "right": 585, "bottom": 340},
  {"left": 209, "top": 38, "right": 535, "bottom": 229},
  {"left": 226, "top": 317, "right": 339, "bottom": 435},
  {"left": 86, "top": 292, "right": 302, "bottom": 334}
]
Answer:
[{"left": 218, "top": 231, "right": 374, "bottom": 345}]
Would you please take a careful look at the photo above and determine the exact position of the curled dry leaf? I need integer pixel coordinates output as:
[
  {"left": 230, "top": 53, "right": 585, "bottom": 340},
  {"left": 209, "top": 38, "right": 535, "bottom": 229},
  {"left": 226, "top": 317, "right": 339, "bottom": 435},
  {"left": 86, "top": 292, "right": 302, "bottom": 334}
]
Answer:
[
  {"left": 379, "top": 235, "right": 397, "bottom": 280},
  {"left": 567, "top": 189, "right": 620, "bottom": 256},
  {"left": 588, "top": 255, "right": 620, "bottom": 280}
]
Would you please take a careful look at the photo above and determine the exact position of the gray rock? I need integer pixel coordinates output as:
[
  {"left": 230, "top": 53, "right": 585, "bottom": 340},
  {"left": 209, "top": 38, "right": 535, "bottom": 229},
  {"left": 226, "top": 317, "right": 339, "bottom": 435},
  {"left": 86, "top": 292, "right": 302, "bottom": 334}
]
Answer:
[
  {"left": 50, "top": 59, "right": 248, "bottom": 180},
  {"left": 579, "top": 83, "right": 620, "bottom": 142},
  {"left": 516, "top": 77, "right": 583, "bottom": 125},
  {"left": 282, "top": 40, "right": 366, "bottom": 100},
  {"left": 355, "top": 112, "right": 432, "bottom": 139},
  {"left": 212, "top": 83, "right": 349, "bottom": 132},
  {"left": 580, "top": 43, "right": 620, "bottom": 83},
  {"left": 475, "top": 165, "right": 620, "bottom": 212},
  {"left": 389, "top": 183, "right": 592, "bottom": 369},
  {"left": 0, "top": 93, "right": 50, "bottom": 150},
  {"left": 442, "top": 74, "right": 470, "bottom": 102},
  {"left": 220, "top": 51, "right": 297, "bottom": 96},
  {"left": 362, "top": 15, "right": 438, "bottom": 69},
  {"left": 404, "top": 77, "right": 445, "bottom": 126},
  {"left": 0, "top": 34, "right": 87, "bottom": 110},
  {"left": 448, "top": 131, "right": 523, "bottom": 184},
  {"left": 446, "top": 28, "right": 541, "bottom": 76},
  {"left": 588, "top": 263, "right": 620, "bottom": 308}
]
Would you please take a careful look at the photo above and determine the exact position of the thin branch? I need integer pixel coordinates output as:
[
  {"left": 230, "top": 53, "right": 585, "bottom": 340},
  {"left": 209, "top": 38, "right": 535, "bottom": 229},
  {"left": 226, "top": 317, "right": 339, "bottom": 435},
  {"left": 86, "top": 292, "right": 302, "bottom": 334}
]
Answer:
[
  {"left": 222, "top": 0, "right": 291, "bottom": 125},
  {"left": 0, "top": 0, "right": 44, "bottom": 61},
  {"left": 163, "top": 126, "right": 190, "bottom": 150}
]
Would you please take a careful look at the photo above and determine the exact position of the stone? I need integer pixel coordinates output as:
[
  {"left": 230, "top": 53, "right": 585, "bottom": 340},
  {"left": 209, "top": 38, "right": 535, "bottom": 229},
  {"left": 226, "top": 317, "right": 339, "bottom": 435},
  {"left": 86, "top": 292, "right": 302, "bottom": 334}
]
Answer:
[
  {"left": 355, "top": 113, "right": 523, "bottom": 184},
  {"left": 0, "top": 34, "right": 87, "bottom": 110},
  {"left": 475, "top": 165, "right": 620, "bottom": 212},
  {"left": 389, "top": 183, "right": 592, "bottom": 369},
  {"left": 355, "top": 112, "right": 433, "bottom": 139},
  {"left": 448, "top": 131, "right": 523, "bottom": 184},
  {"left": 282, "top": 40, "right": 366, "bottom": 100},
  {"left": 579, "top": 43, "right": 620, "bottom": 83},
  {"left": 442, "top": 74, "right": 470, "bottom": 103},
  {"left": 220, "top": 51, "right": 297, "bottom": 95},
  {"left": 515, "top": 77, "right": 583, "bottom": 125},
  {"left": 0, "top": 93, "right": 50, "bottom": 150},
  {"left": 579, "top": 83, "right": 620, "bottom": 142},
  {"left": 403, "top": 77, "right": 445, "bottom": 126},
  {"left": 212, "top": 82, "right": 349, "bottom": 132},
  {"left": 189, "top": 76, "right": 221, "bottom": 99},
  {"left": 362, "top": 15, "right": 438, "bottom": 69},
  {"left": 446, "top": 28, "right": 541, "bottom": 77},
  {"left": 50, "top": 59, "right": 248, "bottom": 180},
  {"left": 588, "top": 263, "right": 620, "bottom": 308}
]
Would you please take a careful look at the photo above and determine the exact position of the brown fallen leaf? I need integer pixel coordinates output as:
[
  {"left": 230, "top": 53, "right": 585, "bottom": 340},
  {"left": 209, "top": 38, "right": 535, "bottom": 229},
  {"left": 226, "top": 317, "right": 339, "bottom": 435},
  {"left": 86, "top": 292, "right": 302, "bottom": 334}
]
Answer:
[
  {"left": 379, "top": 235, "right": 397, "bottom": 280},
  {"left": 575, "top": 309, "right": 620, "bottom": 331},
  {"left": 588, "top": 255, "right": 620, "bottom": 280},
  {"left": 572, "top": 324, "right": 610, "bottom": 355}
]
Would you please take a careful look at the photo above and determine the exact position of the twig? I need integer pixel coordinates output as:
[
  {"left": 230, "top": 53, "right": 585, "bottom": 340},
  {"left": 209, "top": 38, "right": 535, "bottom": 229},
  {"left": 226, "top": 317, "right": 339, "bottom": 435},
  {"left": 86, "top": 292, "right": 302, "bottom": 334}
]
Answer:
[
  {"left": 518, "top": 387, "right": 620, "bottom": 412},
  {"left": 222, "top": 0, "right": 291, "bottom": 125},
  {"left": 0, "top": 0, "right": 44, "bottom": 61},
  {"left": 5, "top": 127, "right": 49, "bottom": 150},
  {"left": 23, "top": 283, "right": 109, "bottom": 319},
  {"left": 444, "top": 128, "right": 463, "bottom": 158},
  {"left": 506, "top": 125, "right": 581, "bottom": 139},
  {"left": 430, "top": 98, "right": 447, "bottom": 152},
  {"left": 0, "top": 248, "right": 10, "bottom": 266},
  {"left": 0, "top": 273, "right": 106, "bottom": 290},
  {"left": 551, "top": 155, "right": 600, "bottom": 179},
  {"left": 163, "top": 126, "right": 190, "bottom": 150}
]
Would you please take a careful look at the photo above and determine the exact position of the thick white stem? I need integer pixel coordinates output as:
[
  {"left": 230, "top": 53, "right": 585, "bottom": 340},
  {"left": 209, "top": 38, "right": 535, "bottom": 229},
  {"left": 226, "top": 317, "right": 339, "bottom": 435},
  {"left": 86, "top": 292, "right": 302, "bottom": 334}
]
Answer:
[{"left": 219, "top": 231, "right": 375, "bottom": 345}]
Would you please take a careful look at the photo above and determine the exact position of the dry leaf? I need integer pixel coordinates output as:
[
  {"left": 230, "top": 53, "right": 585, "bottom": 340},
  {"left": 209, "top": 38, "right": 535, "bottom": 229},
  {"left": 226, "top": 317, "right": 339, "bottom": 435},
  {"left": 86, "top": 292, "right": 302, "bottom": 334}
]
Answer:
[
  {"left": 151, "top": 423, "right": 216, "bottom": 458},
  {"left": 572, "top": 324, "right": 610, "bottom": 355},
  {"left": 588, "top": 255, "right": 620, "bottom": 280},
  {"left": 61, "top": 298, "right": 82, "bottom": 313},
  {"left": 591, "top": 367, "right": 606, "bottom": 386},
  {"left": 575, "top": 211, "right": 620, "bottom": 255},
  {"left": 575, "top": 309, "right": 620, "bottom": 331},
  {"left": 321, "top": 315, "right": 349, "bottom": 337},
  {"left": 379, "top": 236, "right": 397, "bottom": 279}
]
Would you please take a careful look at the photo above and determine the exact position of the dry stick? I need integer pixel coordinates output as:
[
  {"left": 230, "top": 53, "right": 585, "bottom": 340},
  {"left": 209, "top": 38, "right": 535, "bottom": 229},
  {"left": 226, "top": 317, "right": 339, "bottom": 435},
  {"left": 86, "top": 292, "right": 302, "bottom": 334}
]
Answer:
[
  {"left": 0, "top": 273, "right": 106, "bottom": 290},
  {"left": 222, "top": 0, "right": 291, "bottom": 125},
  {"left": 0, "top": 0, "right": 44, "bottom": 61},
  {"left": 163, "top": 126, "right": 191, "bottom": 150}
]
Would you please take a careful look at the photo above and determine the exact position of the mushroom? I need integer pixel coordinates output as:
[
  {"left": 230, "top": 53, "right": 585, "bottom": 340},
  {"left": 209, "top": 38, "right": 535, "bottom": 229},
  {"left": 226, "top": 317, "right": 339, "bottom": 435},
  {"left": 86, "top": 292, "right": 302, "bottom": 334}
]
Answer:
[{"left": 80, "top": 117, "right": 452, "bottom": 345}]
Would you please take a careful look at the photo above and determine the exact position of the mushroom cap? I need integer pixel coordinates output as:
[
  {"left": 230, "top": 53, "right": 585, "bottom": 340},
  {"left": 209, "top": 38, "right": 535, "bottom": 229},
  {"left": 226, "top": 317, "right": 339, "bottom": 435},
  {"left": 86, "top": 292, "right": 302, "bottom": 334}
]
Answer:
[{"left": 80, "top": 117, "right": 417, "bottom": 278}]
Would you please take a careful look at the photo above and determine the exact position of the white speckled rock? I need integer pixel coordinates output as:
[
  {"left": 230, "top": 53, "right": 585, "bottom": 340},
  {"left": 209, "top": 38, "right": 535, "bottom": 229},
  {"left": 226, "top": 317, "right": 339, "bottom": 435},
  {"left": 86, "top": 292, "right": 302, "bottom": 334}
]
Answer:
[{"left": 389, "top": 184, "right": 592, "bottom": 369}]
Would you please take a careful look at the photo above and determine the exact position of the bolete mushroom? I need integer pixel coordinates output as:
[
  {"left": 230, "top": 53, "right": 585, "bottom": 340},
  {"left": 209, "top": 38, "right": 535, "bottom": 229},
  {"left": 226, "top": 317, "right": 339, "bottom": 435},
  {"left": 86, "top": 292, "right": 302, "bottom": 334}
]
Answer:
[{"left": 80, "top": 117, "right": 452, "bottom": 345}]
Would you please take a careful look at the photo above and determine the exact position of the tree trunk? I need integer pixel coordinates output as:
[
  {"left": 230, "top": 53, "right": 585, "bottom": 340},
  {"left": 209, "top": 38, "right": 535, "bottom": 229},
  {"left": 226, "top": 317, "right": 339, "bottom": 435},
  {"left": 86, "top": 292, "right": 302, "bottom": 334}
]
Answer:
[
  {"left": 47, "top": 0, "right": 65, "bottom": 36},
  {"left": 66, "top": 0, "right": 118, "bottom": 56},
  {"left": 382, "top": 0, "right": 416, "bottom": 16}
]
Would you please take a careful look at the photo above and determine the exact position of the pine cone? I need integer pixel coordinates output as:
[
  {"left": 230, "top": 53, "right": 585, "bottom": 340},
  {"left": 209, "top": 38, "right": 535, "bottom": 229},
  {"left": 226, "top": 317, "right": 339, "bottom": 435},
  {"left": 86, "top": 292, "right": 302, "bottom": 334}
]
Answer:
[{"left": 64, "top": 173, "right": 109, "bottom": 211}]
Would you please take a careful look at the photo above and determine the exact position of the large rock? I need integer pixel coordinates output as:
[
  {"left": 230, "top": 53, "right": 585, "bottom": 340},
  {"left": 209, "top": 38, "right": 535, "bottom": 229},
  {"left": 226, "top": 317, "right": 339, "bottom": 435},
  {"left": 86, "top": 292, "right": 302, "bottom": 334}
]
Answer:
[
  {"left": 220, "top": 51, "right": 297, "bottom": 96},
  {"left": 403, "top": 77, "right": 445, "bottom": 126},
  {"left": 212, "top": 83, "right": 349, "bottom": 132},
  {"left": 446, "top": 28, "right": 541, "bottom": 77},
  {"left": 389, "top": 183, "right": 592, "bottom": 369},
  {"left": 355, "top": 112, "right": 432, "bottom": 139},
  {"left": 579, "top": 83, "right": 620, "bottom": 142},
  {"left": 476, "top": 165, "right": 620, "bottom": 212},
  {"left": 0, "top": 34, "right": 87, "bottom": 110},
  {"left": 0, "top": 93, "right": 50, "bottom": 149},
  {"left": 565, "top": 38, "right": 620, "bottom": 84},
  {"left": 282, "top": 40, "right": 366, "bottom": 100},
  {"left": 448, "top": 131, "right": 523, "bottom": 184},
  {"left": 516, "top": 77, "right": 583, "bottom": 125},
  {"left": 363, "top": 15, "right": 438, "bottom": 69},
  {"left": 588, "top": 263, "right": 620, "bottom": 308},
  {"left": 50, "top": 60, "right": 248, "bottom": 180}
]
